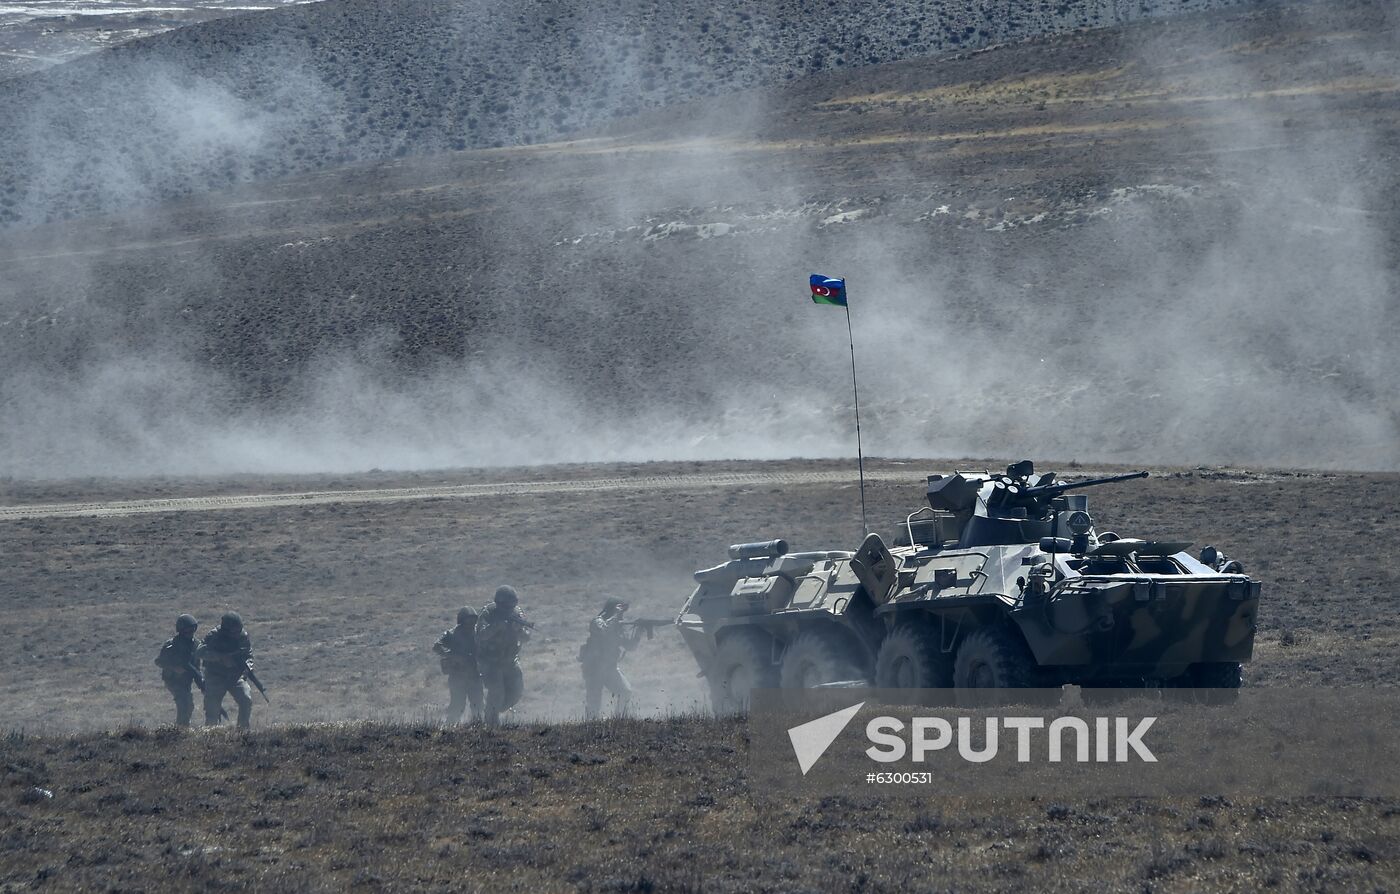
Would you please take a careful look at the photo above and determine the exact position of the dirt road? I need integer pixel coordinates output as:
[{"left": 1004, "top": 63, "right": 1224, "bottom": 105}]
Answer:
[{"left": 0, "top": 468, "right": 909, "bottom": 520}]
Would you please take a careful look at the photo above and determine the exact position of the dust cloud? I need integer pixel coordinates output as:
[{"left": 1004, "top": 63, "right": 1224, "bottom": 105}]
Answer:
[{"left": 1, "top": 0, "right": 1396, "bottom": 480}]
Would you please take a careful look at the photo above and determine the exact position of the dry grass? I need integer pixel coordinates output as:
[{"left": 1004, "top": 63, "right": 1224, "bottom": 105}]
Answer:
[{"left": 1, "top": 718, "right": 1395, "bottom": 890}]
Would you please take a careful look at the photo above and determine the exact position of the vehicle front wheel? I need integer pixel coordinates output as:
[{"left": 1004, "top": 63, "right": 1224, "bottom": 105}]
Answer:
[
  {"left": 953, "top": 626, "right": 1040, "bottom": 690},
  {"left": 708, "top": 629, "right": 779, "bottom": 715},
  {"left": 780, "top": 628, "right": 866, "bottom": 689},
  {"left": 875, "top": 623, "right": 952, "bottom": 689}
]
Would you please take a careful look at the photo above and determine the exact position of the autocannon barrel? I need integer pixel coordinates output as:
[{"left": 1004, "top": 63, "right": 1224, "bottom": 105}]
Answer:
[{"left": 1021, "top": 470, "right": 1149, "bottom": 500}]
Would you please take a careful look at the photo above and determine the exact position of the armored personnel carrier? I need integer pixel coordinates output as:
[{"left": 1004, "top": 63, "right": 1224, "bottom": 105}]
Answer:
[{"left": 677, "top": 462, "right": 1261, "bottom": 712}]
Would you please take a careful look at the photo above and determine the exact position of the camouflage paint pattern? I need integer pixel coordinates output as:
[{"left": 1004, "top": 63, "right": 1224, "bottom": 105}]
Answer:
[{"left": 677, "top": 462, "right": 1262, "bottom": 690}]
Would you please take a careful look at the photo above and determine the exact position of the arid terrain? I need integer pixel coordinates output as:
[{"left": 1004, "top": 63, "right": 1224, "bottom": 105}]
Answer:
[
  {"left": 3, "top": 0, "right": 1397, "bottom": 478},
  {"left": 1, "top": 458, "right": 1398, "bottom": 888},
  {"left": 4, "top": 456, "right": 1399, "bottom": 727},
  {"left": 0, "top": 1, "right": 315, "bottom": 82},
  {"left": 0, "top": 0, "right": 1253, "bottom": 221},
  {"left": 3, "top": 458, "right": 1400, "bottom": 733},
  {"left": 3, "top": 0, "right": 1398, "bottom": 887},
  {"left": 1, "top": 718, "right": 1395, "bottom": 891}
]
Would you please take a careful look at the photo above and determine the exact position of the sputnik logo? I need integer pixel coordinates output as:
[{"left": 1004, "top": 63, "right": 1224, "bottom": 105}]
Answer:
[{"left": 787, "top": 702, "right": 865, "bottom": 775}]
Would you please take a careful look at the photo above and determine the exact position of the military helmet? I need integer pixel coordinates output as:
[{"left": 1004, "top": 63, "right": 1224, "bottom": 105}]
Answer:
[
  {"left": 602, "top": 598, "right": 629, "bottom": 615},
  {"left": 175, "top": 613, "right": 198, "bottom": 633},
  {"left": 493, "top": 585, "right": 519, "bottom": 608},
  {"left": 456, "top": 606, "right": 479, "bottom": 626},
  {"left": 220, "top": 611, "right": 243, "bottom": 630}
]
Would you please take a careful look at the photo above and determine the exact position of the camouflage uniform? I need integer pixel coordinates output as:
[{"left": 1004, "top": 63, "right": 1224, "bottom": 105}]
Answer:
[
  {"left": 153, "top": 614, "right": 200, "bottom": 726},
  {"left": 198, "top": 612, "right": 255, "bottom": 730},
  {"left": 433, "top": 607, "right": 483, "bottom": 724},
  {"left": 580, "top": 599, "right": 642, "bottom": 720},
  {"left": 475, "top": 586, "right": 529, "bottom": 725}
]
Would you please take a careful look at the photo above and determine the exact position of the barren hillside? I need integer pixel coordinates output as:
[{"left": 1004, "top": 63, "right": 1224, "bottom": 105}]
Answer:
[
  {"left": 0, "top": 0, "right": 1254, "bottom": 227},
  {"left": 1, "top": 0, "right": 1395, "bottom": 478}
]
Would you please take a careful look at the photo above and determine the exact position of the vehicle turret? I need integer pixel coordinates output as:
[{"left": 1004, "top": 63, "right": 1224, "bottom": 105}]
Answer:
[{"left": 924, "top": 462, "right": 1148, "bottom": 548}]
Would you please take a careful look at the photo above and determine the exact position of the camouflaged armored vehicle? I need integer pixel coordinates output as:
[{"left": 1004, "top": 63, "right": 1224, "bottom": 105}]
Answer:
[{"left": 677, "top": 462, "right": 1261, "bottom": 712}]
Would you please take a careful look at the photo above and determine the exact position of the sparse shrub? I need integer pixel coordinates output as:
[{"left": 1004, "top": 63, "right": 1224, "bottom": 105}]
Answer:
[
  {"left": 902, "top": 810, "right": 942, "bottom": 833},
  {"left": 1141, "top": 843, "right": 1190, "bottom": 879}
]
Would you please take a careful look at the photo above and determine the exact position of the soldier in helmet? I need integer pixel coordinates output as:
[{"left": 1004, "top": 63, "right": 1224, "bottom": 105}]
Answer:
[
  {"left": 1201, "top": 545, "right": 1246, "bottom": 575},
  {"left": 153, "top": 614, "right": 201, "bottom": 727},
  {"left": 433, "top": 606, "right": 483, "bottom": 723},
  {"left": 198, "top": 611, "right": 255, "bottom": 730},
  {"left": 579, "top": 599, "right": 644, "bottom": 720},
  {"left": 474, "top": 586, "right": 530, "bottom": 725}
]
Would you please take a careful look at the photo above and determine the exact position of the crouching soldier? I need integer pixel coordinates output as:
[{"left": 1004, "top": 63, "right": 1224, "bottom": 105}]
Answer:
[
  {"left": 154, "top": 614, "right": 201, "bottom": 727},
  {"left": 580, "top": 599, "right": 643, "bottom": 720},
  {"left": 433, "top": 606, "right": 483, "bottom": 724},
  {"left": 198, "top": 611, "right": 255, "bottom": 730},
  {"left": 475, "top": 586, "right": 531, "bottom": 726}
]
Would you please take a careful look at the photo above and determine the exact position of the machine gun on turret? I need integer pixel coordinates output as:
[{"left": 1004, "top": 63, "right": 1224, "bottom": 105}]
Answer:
[
  {"left": 997, "top": 469, "right": 1150, "bottom": 511},
  {"left": 925, "top": 462, "right": 1150, "bottom": 548}
]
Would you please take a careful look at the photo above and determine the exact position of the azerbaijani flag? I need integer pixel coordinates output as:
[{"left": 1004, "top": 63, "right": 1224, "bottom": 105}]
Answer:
[{"left": 809, "top": 274, "right": 847, "bottom": 307}]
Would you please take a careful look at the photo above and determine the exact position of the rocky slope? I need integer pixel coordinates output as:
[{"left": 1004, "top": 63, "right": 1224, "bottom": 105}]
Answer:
[
  {"left": 0, "top": 0, "right": 1254, "bottom": 227},
  {"left": 2, "top": 0, "right": 1395, "bottom": 478}
]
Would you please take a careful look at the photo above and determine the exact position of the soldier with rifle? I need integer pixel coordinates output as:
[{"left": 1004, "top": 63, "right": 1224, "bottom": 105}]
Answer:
[
  {"left": 433, "top": 606, "right": 483, "bottom": 724},
  {"left": 153, "top": 613, "right": 201, "bottom": 727},
  {"left": 579, "top": 600, "right": 669, "bottom": 720},
  {"left": 475, "top": 586, "right": 531, "bottom": 726},
  {"left": 197, "top": 611, "right": 266, "bottom": 730}
]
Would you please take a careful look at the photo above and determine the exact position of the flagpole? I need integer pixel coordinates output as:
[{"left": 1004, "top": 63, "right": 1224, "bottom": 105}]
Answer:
[{"left": 844, "top": 299, "right": 868, "bottom": 536}]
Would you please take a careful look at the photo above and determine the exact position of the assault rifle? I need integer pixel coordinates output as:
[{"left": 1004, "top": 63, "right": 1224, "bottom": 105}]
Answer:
[
  {"left": 186, "top": 661, "right": 207, "bottom": 693},
  {"left": 242, "top": 659, "right": 271, "bottom": 704},
  {"left": 620, "top": 618, "right": 673, "bottom": 640}
]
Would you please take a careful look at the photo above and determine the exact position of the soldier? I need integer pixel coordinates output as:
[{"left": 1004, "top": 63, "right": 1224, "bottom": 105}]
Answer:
[
  {"left": 579, "top": 598, "right": 643, "bottom": 720},
  {"left": 433, "top": 606, "right": 483, "bottom": 724},
  {"left": 1200, "top": 545, "right": 1245, "bottom": 574},
  {"left": 153, "top": 613, "right": 200, "bottom": 727},
  {"left": 198, "top": 611, "right": 255, "bottom": 730},
  {"left": 475, "top": 586, "right": 530, "bottom": 726}
]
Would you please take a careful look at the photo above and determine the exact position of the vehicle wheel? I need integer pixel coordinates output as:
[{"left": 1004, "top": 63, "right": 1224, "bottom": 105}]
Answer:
[
  {"left": 708, "top": 629, "right": 779, "bottom": 715},
  {"left": 779, "top": 628, "right": 866, "bottom": 689},
  {"left": 953, "top": 626, "right": 1040, "bottom": 690},
  {"left": 875, "top": 623, "right": 952, "bottom": 689},
  {"left": 1190, "top": 662, "right": 1242, "bottom": 704}
]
